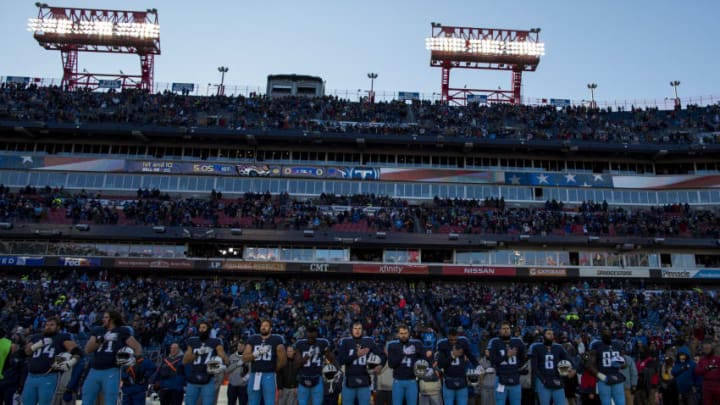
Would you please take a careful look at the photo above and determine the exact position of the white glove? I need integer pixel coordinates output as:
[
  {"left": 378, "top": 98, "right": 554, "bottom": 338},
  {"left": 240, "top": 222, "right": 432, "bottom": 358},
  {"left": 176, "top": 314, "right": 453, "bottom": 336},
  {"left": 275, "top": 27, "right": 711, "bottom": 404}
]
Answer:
[
  {"left": 52, "top": 357, "right": 78, "bottom": 372},
  {"left": 31, "top": 337, "right": 53, "bottom": 351},
  {"left": 596, "top": 372, "right": 607, "bottom": 382},
  {"left": 403, "top": 345, "right": 416, "bottom": 355}
]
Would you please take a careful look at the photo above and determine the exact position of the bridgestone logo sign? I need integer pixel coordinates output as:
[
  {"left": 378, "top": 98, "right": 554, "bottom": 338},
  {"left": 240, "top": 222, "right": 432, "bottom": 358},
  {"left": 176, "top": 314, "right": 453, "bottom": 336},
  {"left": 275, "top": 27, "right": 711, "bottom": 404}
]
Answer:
[{"left": 579, "top": 268, "right": 649, "bottom": 278}]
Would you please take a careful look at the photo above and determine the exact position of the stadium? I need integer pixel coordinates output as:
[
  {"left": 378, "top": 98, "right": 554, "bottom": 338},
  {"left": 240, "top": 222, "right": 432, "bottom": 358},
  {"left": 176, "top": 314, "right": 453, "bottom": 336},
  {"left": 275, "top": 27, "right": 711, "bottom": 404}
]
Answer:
[{"left": 1, "top": 4, "right": 720, "bottom": 405}]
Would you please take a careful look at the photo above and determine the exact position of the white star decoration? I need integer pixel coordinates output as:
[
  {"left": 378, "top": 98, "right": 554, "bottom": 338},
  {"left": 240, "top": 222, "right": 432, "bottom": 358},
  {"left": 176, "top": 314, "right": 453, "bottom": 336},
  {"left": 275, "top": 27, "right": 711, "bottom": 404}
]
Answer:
[
  {"left": 593, "top": 174, "right": 604, "bottom": 182},
  {"left": 509, "top": 175, "right": 521, "bottom": 185},
  {"left": 564, "top": 173, "right": 576, "bottom": 183},
  {"left": 537, "top": 174, "right": 549, "bottom": 184},
  {"left": 21, "top": 156, "right": 33, "bottom": 164}
]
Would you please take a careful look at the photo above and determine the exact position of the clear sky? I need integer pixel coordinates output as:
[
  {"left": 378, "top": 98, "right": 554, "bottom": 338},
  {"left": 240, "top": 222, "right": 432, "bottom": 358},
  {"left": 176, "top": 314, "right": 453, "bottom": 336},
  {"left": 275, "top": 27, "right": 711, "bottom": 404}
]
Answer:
[{"left": 2, "top": 0, "right": 718, "bottom": 106}]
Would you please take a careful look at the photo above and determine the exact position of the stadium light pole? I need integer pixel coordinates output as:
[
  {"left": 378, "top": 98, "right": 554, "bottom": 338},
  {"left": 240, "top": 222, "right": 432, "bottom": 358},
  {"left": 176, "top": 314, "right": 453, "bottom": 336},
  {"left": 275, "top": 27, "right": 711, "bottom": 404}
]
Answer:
[
  {"left": 367, "top": 72, "right": 378, "bottom": 103},
  {"left": 670, "top": 80, "right": 681, "bottom": 110},
  {"left": 218, "top": 66, "right": 229, "bottom": 96},
  {"left": 587, "top": 83, "right": 598, "bottom": 109}
]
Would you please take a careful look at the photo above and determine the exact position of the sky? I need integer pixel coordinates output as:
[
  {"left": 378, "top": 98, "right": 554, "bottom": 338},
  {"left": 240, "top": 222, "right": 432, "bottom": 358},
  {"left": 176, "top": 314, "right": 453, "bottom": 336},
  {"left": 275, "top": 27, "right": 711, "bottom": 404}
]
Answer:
[{"left": 1, "top": 0, "right": 719, "bottom": 106}]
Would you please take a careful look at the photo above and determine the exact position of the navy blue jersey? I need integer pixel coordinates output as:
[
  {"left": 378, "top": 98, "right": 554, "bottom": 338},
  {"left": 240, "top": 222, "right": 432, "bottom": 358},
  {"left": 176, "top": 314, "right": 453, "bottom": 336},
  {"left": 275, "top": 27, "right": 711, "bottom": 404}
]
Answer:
[
  {"left": 27, "top": 332, "right": 71, "bottom": 374},
  {"left": 589, "top": 339, "right": 626, "bottom": 384},
  {"left": 295, "top": 338, "right": 330, "bottom": 377},
  {"left": 437, "top": 337, "right": 477, "bottom": 378},
  {"left": 247, "top": 334, "right": 284, "bottom": 373},
  {"left": 90, "top": 326, "right": 133, "bottom": 370},
  {"left": 487, "top": 337, "right": 526, "bottom": 386},
  {"left": 337, "top": 336, "right": 385, "bottom": 378},
  {"left": 387, "top": 338, "right": 425, "bottom": 380},
  {"left": 186, "top": 336, "right": 223, "bottom": 384},
  {"left": 530, "top": 343, "right": 570, "bottom": 387}
]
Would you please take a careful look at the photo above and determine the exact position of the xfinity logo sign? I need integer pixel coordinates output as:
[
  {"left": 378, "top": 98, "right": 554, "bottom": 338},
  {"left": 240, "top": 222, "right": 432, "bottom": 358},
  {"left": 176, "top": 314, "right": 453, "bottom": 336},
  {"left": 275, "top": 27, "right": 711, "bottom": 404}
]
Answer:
[{"left": 379, "top": 265, "right": 403, "bottom": 273}]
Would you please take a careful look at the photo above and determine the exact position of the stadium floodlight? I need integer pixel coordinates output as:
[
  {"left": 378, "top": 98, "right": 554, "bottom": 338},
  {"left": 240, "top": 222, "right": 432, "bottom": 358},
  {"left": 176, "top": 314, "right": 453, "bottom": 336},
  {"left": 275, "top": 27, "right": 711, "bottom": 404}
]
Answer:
[
  {"left": 367, "top": 72, "right": 378, "bottom": 103},
  {"left": 27, "top": 18, "right": 160, "bottom": 40},
  {"left": 425, "top": 38, "right": 545, "bottom": 57},
  {"left": 587, "top": 83, "right": 598, "bottom": 108},
  {"left": 670, "top": 80, "right": 681, "bottom": 109},
  {"left": 217, "top": 66, "right": 229, "bottom": 96},
  {"left": 426, "top": 24, "right": 544, "bottom": 105},
  {"left": 28, "top": 4, "right": 161, "bottom": 91}
]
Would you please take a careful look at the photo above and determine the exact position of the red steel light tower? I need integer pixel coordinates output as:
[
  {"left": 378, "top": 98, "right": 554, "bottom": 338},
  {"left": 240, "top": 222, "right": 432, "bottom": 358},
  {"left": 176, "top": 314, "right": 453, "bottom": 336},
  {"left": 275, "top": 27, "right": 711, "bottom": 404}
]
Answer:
[
  {"left": 426, "top": 23, "right": 544, "bottom": 105},
  {"left": 28, "top": 3, "right": 161, "bottom": 91}
]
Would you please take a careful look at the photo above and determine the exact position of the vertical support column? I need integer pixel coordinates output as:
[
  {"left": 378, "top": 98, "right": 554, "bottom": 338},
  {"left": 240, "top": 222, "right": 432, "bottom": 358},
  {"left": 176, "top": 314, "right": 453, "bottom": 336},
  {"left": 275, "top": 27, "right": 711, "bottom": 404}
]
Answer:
[
  {"left": 60, "top": 47, "right": 78, "bottom": 90},
  {"left": 512, "top": 70, "right": 523, "bottom": 105},
  {"left": 140, "top": 54, "right": 154, "bottom": 91},
  {"left": 441, "top": 62, "right": 451, "bottom": 104}
]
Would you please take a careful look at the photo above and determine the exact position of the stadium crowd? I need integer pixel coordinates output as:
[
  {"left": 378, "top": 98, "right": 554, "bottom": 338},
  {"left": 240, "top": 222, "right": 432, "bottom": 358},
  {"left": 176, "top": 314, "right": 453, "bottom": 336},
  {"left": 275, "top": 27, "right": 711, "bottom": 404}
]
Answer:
[
  {"left": 1, "top": 84, "right": 719, "bottom": 145},
  {"left": 0, "top": 271, "right": 719, "bottom": 405},
  {"left": 1, "top": 187, "right": 719, "bottom": 239}
]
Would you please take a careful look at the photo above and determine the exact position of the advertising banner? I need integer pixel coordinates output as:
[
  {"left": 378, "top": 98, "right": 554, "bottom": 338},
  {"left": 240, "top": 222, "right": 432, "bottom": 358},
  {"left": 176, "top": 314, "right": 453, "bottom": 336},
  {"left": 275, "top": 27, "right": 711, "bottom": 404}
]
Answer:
[
  {"left": 352, "top": 264, "right": 429, "bottom": 275},
  {"left": 114, "top": 258, "right": 193, "bottom": 270},
  {"left": 579, "top": 268, "right": 650, "bottom": 278},
  {"left": 209, "top": 260, "right": 286, "bottom": 272},
  {"left": 526, "top": 267, "right": 569, "bottom": 277},
  {"left": 289, "top": 262, "right": 353, "bottom": 274},
  {"left": 60, "top": 257, "right": 102, "bottom": 267},
  {"left": 439, "top": 266, "right": 517, "bottom": 277},
  {"left": 0, "top": 256, "right": 44, "bottom": 266}
]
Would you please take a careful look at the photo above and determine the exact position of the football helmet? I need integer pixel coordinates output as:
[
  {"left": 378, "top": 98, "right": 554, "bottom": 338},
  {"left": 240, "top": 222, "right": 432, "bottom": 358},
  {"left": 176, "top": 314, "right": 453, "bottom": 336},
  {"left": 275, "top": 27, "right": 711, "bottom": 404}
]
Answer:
[
  {"left": 467, "top": 365, "right": 484, "bottom": 387},
  {"left": 611, "top": 354, "right": 626, "bottom": 369},
  {"left": 116, "top": 346, "right": 136, "bottom": 367},
  {"left": 52, "top": 352, "right": 73, "bottom": 370},
  {"left": 322, "top": 364, "right": 339, "bottom": 382},
  {"left": 366, "top": 353, "right": 382, "bottom": 371},
  {"left": 414, "top": 359, "right": 430, "bottom": 379},
  {"left": 558, "top": 360, "right": 573, "bottom": 376},
  {"left": 206, "top": 356, "right": 227, "bottom": 375}
]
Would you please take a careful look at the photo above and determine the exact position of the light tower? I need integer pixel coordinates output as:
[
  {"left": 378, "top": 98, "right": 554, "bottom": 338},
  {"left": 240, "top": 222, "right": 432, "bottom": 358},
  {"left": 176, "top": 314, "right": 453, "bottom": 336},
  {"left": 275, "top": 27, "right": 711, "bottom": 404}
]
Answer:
[
  {"left": 367, "top": 72, "right": 378, "bottom": 103},
  {"left": 426, "top": 23, "right": 544, "bottom": 105},
  {"left": 587, "top": 83, "right": 598, "bottom": 109},
  {"left": 217, "top": 66, "right": 229, "bottom": 96},
  {"left": 670, "top": 80, "right": 681, "bottom": 109},
  {"left": 28, "top": 3, "right": 161, "bottom": 91}
]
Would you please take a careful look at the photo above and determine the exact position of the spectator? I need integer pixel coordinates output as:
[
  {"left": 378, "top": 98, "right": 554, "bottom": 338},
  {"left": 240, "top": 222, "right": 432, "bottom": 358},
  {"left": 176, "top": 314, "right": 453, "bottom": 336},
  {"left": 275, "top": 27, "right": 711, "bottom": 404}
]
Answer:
[
  {"left": 153, "top": 343, "right": 185, "bottom": 405},
  {"left": 672, "top": 348, "right": 697, "bottom": 405}
]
